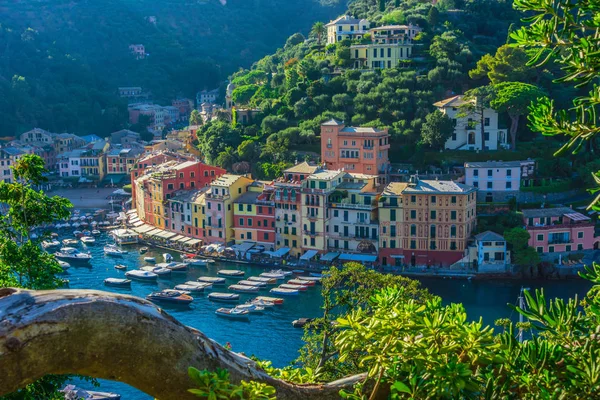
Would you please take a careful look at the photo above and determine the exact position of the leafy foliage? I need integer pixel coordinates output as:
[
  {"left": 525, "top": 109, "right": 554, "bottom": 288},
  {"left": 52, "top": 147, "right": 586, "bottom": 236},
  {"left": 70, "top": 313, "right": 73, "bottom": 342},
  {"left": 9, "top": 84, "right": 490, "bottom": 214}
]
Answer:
[
  {"left": 420, "top": 109, "right": 454, "bottom": 150},
  {"left": 188, "top": 367, "right": 275, "bottom": 400}
]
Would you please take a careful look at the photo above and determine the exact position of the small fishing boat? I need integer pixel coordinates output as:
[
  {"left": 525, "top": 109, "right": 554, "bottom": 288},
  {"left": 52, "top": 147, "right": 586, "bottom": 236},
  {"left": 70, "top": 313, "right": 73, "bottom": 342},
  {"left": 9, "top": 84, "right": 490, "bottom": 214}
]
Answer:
[
  {"left": 260, "top": 272, "right": 285, "bottom": 280},
  {"left": 248, "top": 276, "right": 277, "bottom": 285},
  {"left": 163, "top": 253, "right": 174, "bottom": 262},
  {"left": 114, "top": 264, "right": 127, "bottom": 270},
  {"left": 288, "top": 278, "right": 315, "bottom": 286},
  {"left": 185, "top": 281, "right": 213, "bottom": 290},
  {"left": 269, "top": 269, "right": 292, "bottom": 277},
  {"left": 55, "top": 247, "right": 92, "bottom": 263},
  {"left": 58, "top": 260, "right": 70, "bottom": 271},
  {"left": 125, "top": 270, "right": 158, "bottom": 281},
  {"left": 147, "top": 290, "right": 193, "bottom": 305},
  {"left": 51, "top": 232, "right": 59, "bottom": 238},
  {"left": 92, "top": 229, "right": 101, "bottom": 235},
  {"left": 140, "top": 247, "right": 149, "bottom": 254},
  {"left": 208, "top": 292, "right": 240, "bottom": 303},
  {"left": 279, "top": 283, "right": 308, "bottom": 291},
  {"left": 229, "top": 284, "right": 260, "bottom": 293},
  {"left": 249, "top": 298, "right": 276, "bottom": 308},
  {"left": 255, "top": 296, "right": 284, "bottom": 305},
  {"left": 217, "top": 269, "right": 245, "bottom": 278},
  {"left": 215, "top": 307, "right": 249, "bottom": 319},
  {"left": 292, "top": 318, "right": 314, "bottom": 328},
  {"left": 166, "top": 262, "right": 188, "bottom": 272},
  {"left": 80, "top": 236, "right": 96, "bottom": 244},
  {"left": 62, "top": 238, "right": 78, "bottom": 246},
  {"left": 238, "top": 280, "right": 267, "bottom": 288},
  {"left": 299, "top": 276, "right": 322, "bottom": 283},
  {"left": 234, "top": 303, "right": 265, "bottom": 313},
  {"left": 104, "top": 245, "right": 127, "bottom": 257},
  {"left": 61, "top": 385, "right": 121, "bottom": 400},
  {"left": 141, "top": 266, "right": 171, "bottom": 276},
  {"left": 42, "top": 239, "right": 61, "bottom": 249},
  {"left": 310, "top": 272, "right": 323, "bottom": 278},
  {"left": 104, "top": 278, "right": 132, "bottom": 287},
  {"left": 270, "top": 287, "right": 299, "bottom": 296},
  {"left": 198, "top": 276, "right": 226, "bottom": 285},
  {"left": 144, "top": 256, "right": 156, "bottom": 263},
  {"left": 174, "top": 282, "right": 212, "bottom": 293},
  {"left": 292, "top": 269, "right": 305, "bottom": 275},
  {"left": 182, "top": 258, "right": 214, "bottom": 266},
  {"left": 73, "top": 230, "right": 82, "bottom": 236}
]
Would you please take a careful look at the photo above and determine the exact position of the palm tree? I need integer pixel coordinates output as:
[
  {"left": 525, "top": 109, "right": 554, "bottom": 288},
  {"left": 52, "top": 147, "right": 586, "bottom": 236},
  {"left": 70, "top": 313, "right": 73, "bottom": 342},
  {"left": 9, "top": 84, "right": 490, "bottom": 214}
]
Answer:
[{"left": 311, "top": 21, "right": 326, "bottom": 48}]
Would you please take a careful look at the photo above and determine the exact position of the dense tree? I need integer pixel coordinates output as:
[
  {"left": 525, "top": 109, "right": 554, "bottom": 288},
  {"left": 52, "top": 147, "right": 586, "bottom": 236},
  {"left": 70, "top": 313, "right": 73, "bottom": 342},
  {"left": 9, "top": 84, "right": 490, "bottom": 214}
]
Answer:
[
  {"left": 189, "top": 109, "right": 202, "bottom": 126},
  {"left": 490, "top": 82, "right": 546, "bottom": 149},
  {"left": 469, "top": 45, "right": 533, "bottom": 84},
  {"left": 419, "top": 110, "right": 454, "bottom": 150}
]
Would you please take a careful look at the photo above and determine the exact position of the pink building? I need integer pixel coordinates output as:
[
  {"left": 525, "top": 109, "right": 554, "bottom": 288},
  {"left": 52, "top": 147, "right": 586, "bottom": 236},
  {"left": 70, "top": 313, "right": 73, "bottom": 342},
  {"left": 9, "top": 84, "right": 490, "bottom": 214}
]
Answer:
[
  {"left": 523, "top": 207, "right": 595, "bottom": 254},
  {"left": 320, "top": 119, "right": 390, "bottom": 177}
]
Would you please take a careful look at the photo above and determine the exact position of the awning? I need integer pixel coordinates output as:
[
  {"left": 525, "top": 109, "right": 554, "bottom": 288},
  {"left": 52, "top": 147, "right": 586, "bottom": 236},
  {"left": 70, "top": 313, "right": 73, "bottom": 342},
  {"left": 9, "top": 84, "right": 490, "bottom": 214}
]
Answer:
[
  {"left": 157, "top": 231, "right": 176, "bottom": 239},
  {"left": 321, "top": 252, "right": 340, "bottom": 262},
  {"left": 126, "top": 209, "right": 137, "bottom": 215},
  {"left": 186, "top": 239, "right": 201, "bottom": 245},
  {"left": 172, "top": 235, "right": 189, "bottom": 242},
  {"left": 338, "top": 253, "right": 377, "bottom": 263},
  {"left": 300, "top": 250, "right": 318, "bottom": 261},
  {"left": 231, "top": 242, "right": 255, "bottom": 254},
  {"left": 133, "top": 224, "right": 154, "bottom": 233},
  {"left": 272, "top": 247, "right": 290, "bottom": 257},
  {"left": 133, "top": 221, "right": 144, "bottom": 227},
  {"left": 146, "top": 228, "right": 162, "bottom": 236}
]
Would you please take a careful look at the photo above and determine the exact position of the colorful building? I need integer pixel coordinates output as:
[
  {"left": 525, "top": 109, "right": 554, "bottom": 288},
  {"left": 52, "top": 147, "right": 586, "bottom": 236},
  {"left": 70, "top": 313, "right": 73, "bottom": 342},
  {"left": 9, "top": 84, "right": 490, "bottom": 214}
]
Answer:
[
  {"left": 0, "top": 147, "right": 25, "bottom": 183},
  {"left": 474, "top": 231, "right": 509, "bottom": 272},
  {"left": 464, "top": 161, "right": 522, "bottom": 202},
  {"left": 233, "top": 182, "right": 276, "bottom": 248},
  {"left": 321, "top": 119, "right": 390, "bottom": 177},
  {"left": 350, "top": 25, "right": 419, "bottom": 69},
  {"left": 434, "top": 95, "right": 509, "bottom": 151},
  {"left": 57, "top": 140, "right": 109, "bottom": 181},
  {"left": 274, "top": 162, "right": 319, "bottom": 258},
  {"left": 325, "top": 15, "right": 370, "bottom": 44},
  {"left": 203, "top": 174, "right": 254, "bottom": 245},
  {"left": 106, "top": 147, "right": 143, "bottom": 175},
  {"left": 167, "top": 187, "right": 208, "bottom": 239},
  {"left": 378, "top": 176, "right": 477, "bottom": 267},
  {"left": 523, "top": 208, "right": 595, "bottom": 254}
]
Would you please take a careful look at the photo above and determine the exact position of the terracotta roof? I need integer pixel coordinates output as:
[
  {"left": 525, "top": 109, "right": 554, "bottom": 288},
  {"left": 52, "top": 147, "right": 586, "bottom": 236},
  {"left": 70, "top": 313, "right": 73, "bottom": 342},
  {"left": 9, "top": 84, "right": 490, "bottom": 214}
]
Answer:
[
  {"left": 284, "top": 162, "right": 319, "bottom": 174},
  {"left": 383, "top": 182, "right": 408, "bottom": 196}
]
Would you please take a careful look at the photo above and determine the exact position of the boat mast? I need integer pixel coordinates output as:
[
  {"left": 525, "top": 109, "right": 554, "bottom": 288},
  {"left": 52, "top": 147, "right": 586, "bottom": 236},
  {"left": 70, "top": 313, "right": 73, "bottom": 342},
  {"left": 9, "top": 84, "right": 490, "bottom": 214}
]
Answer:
[{"left": 518, "top": 286, "right": 529, "bottom": 344}]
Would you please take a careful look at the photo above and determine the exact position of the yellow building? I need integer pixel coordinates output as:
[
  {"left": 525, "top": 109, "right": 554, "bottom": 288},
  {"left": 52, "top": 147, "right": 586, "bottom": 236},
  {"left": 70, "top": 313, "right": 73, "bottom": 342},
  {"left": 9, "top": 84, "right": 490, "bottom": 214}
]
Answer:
[
  {"left": 378, "top": 182, "right": 408, "bottom": 266},
  {"left": 204, "top": 174, "right": 254, "bottom": 245},
  {"left": 301, "top": 170, "right": 346, "bottom": 255},
  {"left": 350, "top": 25, "right": 418, "bottom": 69},
  {"left": 325, "top": 15, "right": 370, "bottom": 44}
]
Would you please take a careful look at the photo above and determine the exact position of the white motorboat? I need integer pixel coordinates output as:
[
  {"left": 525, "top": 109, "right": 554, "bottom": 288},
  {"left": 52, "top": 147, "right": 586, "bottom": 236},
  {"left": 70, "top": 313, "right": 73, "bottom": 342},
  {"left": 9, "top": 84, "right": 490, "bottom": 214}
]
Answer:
[
  {"left": 114, "top": 264, "right": 127, "bottom": 270},
  {"left": 299, "top": 276, "right": 322, "bottom": 283},
  {"left": 234, "top": 303, "right": 265, "bottom": 313},
  {"left": 144, "top": 257, "right": 156, "bottom": 263},
  {"left": 248, "top": 276, "right": 277, "bottom": 285},
  {"left": 62, "top": 238, "right": 79, "bottom": 246},
  {"left": 198, "top": 276, "right": 226, "bottom": 285},
  {"left": 217, "top": 269, "right": 245, "bottom": 278},
  {"left": 288, "top": 278, "right": 315, "bottom": 286},
  {"left": 125, "top": 269, "right": 158, "bottom": 281},
  {"left": 141, "top": 266, "right": 171, "bottom": 276},
  {"left": 92, "top": 230, "right": 101, "bottom": 235},
  {"left": 166, "top": 262, "right": 188, "bottom": 272},
  {"left": 208, "top": 292, "right": 240, "bottom": 303},
  {"left": 260, "top": 272, "right": 285, "bottom": 280},
  {"left": 215, "top": 307, "right": 249, "bottom": 319},
  {"left": 270, "top": 287, "right": 299, "bottom": 296},
  {"left": 229, "top": 284, "right": 260, "bottom": 293},
  {"left": 58, "top": 260, "right": 70, "bottom": 271},
  {"left": 55, "top": 247, "right": 92, "bottom": 263},
  {"left": 147, "top": 290, "right": 193, "bottom": 305},
  {"left": 42, "top": 239, "right": 61, "bottom": 249},
  {"left": 269, "top": 269, "right": 292, "bottom": 277},
  {"left": 254, "top": 296, "right": 284, "bottom": 305},
  {"left": 163, "top": 253, "right": 174, "bottom": 262},
  {"left": 249, "top": 298, "right": 276, "bottom": 308},
  {"left": 279, "top": 283, "right": 308, "bottom": 291},
  {"left": 104, "top": 244, "right": 127, "bottom": 257},
  {"left": 104, "top": 278, "right": 131, "bottom": 287},
  {"left": 182, "top": 258, "right": 214, "bottom": 266},
  {"left": 174, "top": 282, "right": 212, "bottom": 292},
  {"left": 80, "top": 236, "right": 96, "bottom": 244},
  {"left": 238, "top": 280, "right": 267, "bottom": 288},
  {"left": 61, "top": 385, "right": 121, "bottom": 400}
]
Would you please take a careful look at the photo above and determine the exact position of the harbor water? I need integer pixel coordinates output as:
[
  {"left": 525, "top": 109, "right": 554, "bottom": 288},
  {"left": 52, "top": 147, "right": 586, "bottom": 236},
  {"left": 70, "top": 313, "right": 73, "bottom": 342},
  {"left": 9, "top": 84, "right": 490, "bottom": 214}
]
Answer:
[{"left": 61, "top": 233, "right": 593, "bottom": 398}]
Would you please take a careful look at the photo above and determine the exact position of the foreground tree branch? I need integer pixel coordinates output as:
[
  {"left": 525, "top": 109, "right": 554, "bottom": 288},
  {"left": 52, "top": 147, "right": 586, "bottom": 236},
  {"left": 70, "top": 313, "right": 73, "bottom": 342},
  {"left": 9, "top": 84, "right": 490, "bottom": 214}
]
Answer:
[{"left": 0, "top": 288, "right": 368, "bottom": 400}]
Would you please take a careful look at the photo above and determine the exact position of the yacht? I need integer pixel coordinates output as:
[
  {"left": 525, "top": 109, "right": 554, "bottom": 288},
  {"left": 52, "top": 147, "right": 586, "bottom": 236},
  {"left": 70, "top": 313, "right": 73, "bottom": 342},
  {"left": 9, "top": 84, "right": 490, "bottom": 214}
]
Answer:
[
  {"left": 125, "top": 269, "right": 158, "bottom": 281},
  {"left": 80, "top": 236, "right": 96, "bottom": 244},
  {"left": 146, "top": 290, "right": 193, "bottom": 305},
  {"left": 104, "top": 244, "right": 127, "bottom": 257},
  {"left": 42, "top": 239, "right": 61, "bottom": 249},
  {"left": 55, "top": 247, "right": 92, "bottom": 264}
]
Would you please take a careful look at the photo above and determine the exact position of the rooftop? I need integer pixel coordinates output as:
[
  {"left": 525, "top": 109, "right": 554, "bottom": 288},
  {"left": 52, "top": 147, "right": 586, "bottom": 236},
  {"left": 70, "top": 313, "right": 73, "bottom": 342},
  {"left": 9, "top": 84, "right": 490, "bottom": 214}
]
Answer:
[
  {"left": 322, "top": 119, "right": 344, "bottom": 126},
  {"left": 433, "top": 95, "right": 468, "bottom": 108},
  {"left": 325, "top": 15, "right": 365, "bottom": 27},
  {"left": 382, "top": 182, "right": 409, "bottom": 196},
  {"left": 522, "top": 207, "right": 591, "bottom": 221},
  {"left": 233, "top": 191, "right": 261, "bottom": 205},
  {"left": 340, "top": 126, "right": 384, "bottom": 133},
  {"left": 284, "top": 161, "right": 320, "bottom": 175},
  {"left": 309, "top": 170, "right": 345, "bottom": 181},
  {"left": 403, "top": 179, "right": 475, "bottom": 194},
  {"left": 475, "top": 231, "right": 505, "bottom": 242},
  {"left": 465, "top": 161, "right": 523, "bottom": 168},
  {"left": 211, "top": 174, "right": 249, "bottom": 187}
]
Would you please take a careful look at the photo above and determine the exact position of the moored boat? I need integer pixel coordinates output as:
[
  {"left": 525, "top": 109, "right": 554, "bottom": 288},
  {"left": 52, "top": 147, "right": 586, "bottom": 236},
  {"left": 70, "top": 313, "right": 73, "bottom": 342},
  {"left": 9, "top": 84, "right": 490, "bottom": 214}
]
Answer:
[
  {"left": 60, "top": 385, "right": 121, "bottom": 400},
  {"left": 288, "top": 278, "right": 315, "bottom": 286},
  {"left": 292, "top": 318, "right": 314, "bottom": 328},
  {"left": 163, "top": 253, "right": 174, "bottom": 262},
  {"left": 104, "top": 278, "right": 131, "bottom": 287},
  {"left": 146, "top": 290, "right": 193, "bottom": 305},
  {"left": 208, "top": 292, "right": 240, "bottom": 303},
  {"left": 144, "top": 256, "right": 156, "bottom": 263},
  {"left": 292, "top": 269, "right": 305, "bottom": 275},
  {"left": 249, "top": 298, "right": 276, "bottom": 307},
  {"left": 270, "top": 287, "right": 299, "bottom": 296},
  {"left": 255, "top": 296, "right": 284, "bottom": 305},
  {"left": 140, "top": 247, "right": 149, "bottom": 253},
  {"left": 141, "top": 266, "right": 171, "bottom": 276},
  {"left": 42, "top": 239, "right": 61, "bottom": 249},
  {"left": 174, "top": 282, "right": 212, "bottom": 292},
  {"left": 198, "top": 276, "right": 226, "bottom": 285},
  {"left": 62, "top": 238, "right": 79, "bottom": 246},
  {"left": 229, "top": 284, "right": 260, "bottom": 293},
  {"left": 217, "top": 269, "right": 245, "bottom": 278},
  {"left": 299, "top": 276, "right": 322, "bottom": 283},
  {"left": 182, "top": 258, "right": 214, "bottom": 266},
  {"left": 238, "top": 280, "right": 267, "bottom": 288},
  {"left": 234, "top": 303, "right": 265, "bottom": 313},
  {"left": 166, "top": 262, "right": 188, "bottom": 272},
  {"left": 58, "top": 260, "right": 70, "bottom": 271},
  {"left": 260, "top": 272, "right": 285, "bottom": 280},
  {"left": 248, "top": 276, "right": 277, "bottom": 285},
  {"left": 125, "top": 269, "right": 158, "bottom": 281},
  {"left": 215, "top": 307, "right": 249, "bottom": 319},
  {"left": 269, "top": 269, "right": 292, "bottom": 277},
  {"left": 279, "top": 283, "right": 308, "bottom": 291},
  {"left": 114, "top": 264, "right": 127, "bottom": 270},
  {"left": 55, "top": 247, "right": 92, "bottom": 263},
  {"left": 91, "top": 229, "right": 101, "bottom": 235},
  {"left": 104, "top": 244, "right": 127, "bottom": 256},
  {"left": 80, "top": 236, "right": 96, "bottom": 244}
]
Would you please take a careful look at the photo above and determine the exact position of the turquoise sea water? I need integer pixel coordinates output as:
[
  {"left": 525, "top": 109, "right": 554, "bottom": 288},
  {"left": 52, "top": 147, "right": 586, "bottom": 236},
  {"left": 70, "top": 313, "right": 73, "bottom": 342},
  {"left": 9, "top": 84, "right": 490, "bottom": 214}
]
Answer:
[{"left": 61, "top": 233, "right": 593, "bottom": 399}]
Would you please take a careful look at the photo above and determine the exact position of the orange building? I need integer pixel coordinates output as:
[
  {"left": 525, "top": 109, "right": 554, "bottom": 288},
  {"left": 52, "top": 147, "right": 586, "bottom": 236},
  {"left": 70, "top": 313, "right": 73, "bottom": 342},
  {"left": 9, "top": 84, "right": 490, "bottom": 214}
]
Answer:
[{"left": 320, "top": 119, "right": 390, "bottom": 177}]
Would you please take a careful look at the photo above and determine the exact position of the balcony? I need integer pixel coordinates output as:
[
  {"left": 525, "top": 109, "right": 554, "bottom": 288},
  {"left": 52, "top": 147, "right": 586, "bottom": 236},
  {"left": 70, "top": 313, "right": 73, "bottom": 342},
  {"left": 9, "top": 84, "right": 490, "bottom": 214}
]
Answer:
[
  {"left": 329, "top": 201, "right": 375, "bottom": 210},
  {"left": 303, "top": 230, "right": 318, "bottom": 236},
  {"left": 302, "top": 188, "right": 326, "bottom": 194},
  {"left": 548, "top": 238, "right": 573, "bottom": 245},
  {"left": 206, "top": 192, "right": 230, "bottom": 200},
  {"left": 328, "top": 232, "right": 378, "bottom": 241}
]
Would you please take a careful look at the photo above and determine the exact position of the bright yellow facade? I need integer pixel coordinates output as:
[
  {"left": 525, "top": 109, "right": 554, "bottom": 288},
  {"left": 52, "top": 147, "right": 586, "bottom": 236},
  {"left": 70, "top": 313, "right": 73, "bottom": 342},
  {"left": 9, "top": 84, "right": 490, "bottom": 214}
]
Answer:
[{"left": 351, "top": 43, "right": 412, "bottom": 69}]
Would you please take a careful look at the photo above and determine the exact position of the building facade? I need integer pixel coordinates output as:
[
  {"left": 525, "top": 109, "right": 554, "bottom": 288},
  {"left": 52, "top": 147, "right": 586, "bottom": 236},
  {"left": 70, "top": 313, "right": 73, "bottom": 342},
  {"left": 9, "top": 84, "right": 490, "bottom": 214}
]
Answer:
[
  {"left": 474, "top": 231, "right": 509, "bottom": 272},
  {"left": 321, "top": 119, "right": 390, "bottom": 177},
  {"left": 0, "top": 148, "right": 25, "bottom": 183},
  {"left": 464, "top": 161, "right": 522, "bottom": 202},
  {"left": 350, "top": 25, "right": 419, "bottom": 69},
  {"left": 523, "top": 208, "right": 595, "bottom": 254},
  {"left": 233, "top": 184, "right": 276, "bottom": 249},
  {"left": 106, "top": 147, "right": 143, "bottom": 175},
  {"left": 325, "top": 15, "right": 370, "bottom": 44},
  {"left": 434, "top": 95, "right": 508, "bottom": 151}
]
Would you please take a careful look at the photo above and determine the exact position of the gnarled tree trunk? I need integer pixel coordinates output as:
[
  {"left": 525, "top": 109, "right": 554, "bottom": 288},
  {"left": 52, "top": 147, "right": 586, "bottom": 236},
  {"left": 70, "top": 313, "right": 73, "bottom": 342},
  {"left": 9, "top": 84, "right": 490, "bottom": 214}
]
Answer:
[{"left": 0, "top": 288, "right": 369, "bottom": 400}]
